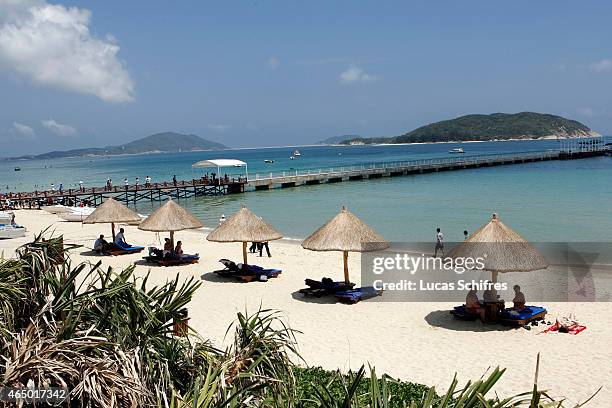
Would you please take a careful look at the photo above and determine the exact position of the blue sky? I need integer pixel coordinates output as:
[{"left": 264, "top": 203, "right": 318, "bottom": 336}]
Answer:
[{"left": 1, "top": 0, "right": 612, "bottom": 156}]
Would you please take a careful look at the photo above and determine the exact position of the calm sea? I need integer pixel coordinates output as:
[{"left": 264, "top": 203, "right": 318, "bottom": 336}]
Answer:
[{"left": 2, "top": 139, "right": 611, "bottom": 242}]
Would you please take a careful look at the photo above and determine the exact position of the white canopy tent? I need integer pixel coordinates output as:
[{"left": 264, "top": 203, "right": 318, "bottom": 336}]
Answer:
[{"left": 192, "top": 159, "right": 248, "bottom": 181}]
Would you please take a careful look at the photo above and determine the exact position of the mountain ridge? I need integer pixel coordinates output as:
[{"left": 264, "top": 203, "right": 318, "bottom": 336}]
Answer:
[
  {"left": 6, "top": 132, "right": 228, "bottom": 160},
  {"left": 324, "top": 112, "right": 597, "bottom": 145}
]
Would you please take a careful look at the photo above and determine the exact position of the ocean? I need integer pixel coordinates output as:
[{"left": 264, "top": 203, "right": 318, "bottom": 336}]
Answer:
[{"left": 2, "top": 139, "right": 611, "bottom": 242}]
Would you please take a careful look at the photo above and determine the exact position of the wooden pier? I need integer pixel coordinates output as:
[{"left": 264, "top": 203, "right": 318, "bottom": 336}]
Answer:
[
  {"left": 5, "top": 178, "right": 247, "bottom": 208},
  {"left": 3, "top": 148, "right": 607, "bottom": 208},
  {"left": 247, "top": 149, "right": 606, "bottom": 191}
]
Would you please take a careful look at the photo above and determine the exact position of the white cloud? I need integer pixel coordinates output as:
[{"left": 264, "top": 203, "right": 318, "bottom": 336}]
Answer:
[
  {"left": 339, "top": 65, "right": 380, "bottom": 84},
  {"left": 42, "top": 119, "right": 77, "bottom": 136},
  {"left": 207, "top": 124, "right": 230, "bottom": 132},
  {"left": 12, "top": 122, "right": 35, "bottom": 138},
  {"left": 267, "top": 56, "right": 280, "bottom": 70},
  {"left": 590, "top": 59, "right": 612, "bottom": 73},
  {"left": 0, "top": 0, "right": 134, "bottom": 102}
]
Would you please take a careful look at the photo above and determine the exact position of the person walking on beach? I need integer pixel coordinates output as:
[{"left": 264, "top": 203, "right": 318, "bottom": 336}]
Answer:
[
  {"left": 249, "top": 242, "right": 258, "bottom": 253},
  {"left": 50, "top": 183, "right": 55, "bottom": 191},
  {"left": 434, "top": 227, "right": 445, "bottom": 258},
  {"left": 463, "top": 230, "right": 469, "bottom": 240},
  {"left": 219, "top": 214, "right": 226, "bottom": 226}
]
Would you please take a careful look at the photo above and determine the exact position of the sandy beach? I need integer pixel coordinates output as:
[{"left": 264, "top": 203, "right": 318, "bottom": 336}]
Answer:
[{"left": 2, "top": 209, "right": 611, "bottom": 407}]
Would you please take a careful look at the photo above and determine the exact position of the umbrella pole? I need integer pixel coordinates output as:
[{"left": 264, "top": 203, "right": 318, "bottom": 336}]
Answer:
[
  {"left": 111, "top": 222, "right": 116, "bottom": 241},
  {"left": 242, "top": 241, "right": 248, "bottom": 265},
  {"left": 491, "top": 270, "right": 499, "bottom": 299},
  {"left": 170, "top": 231, "right": 175, "bottom": 250},
  {"left": 343, "top": 251, "right": 349, "bottom": 283}
]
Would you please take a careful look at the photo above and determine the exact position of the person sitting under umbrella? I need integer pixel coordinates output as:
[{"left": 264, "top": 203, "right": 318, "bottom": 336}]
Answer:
[
  {"left": 466, "top": 288, "right": 485, "bottom": 322},
  {"left": 114, "top": 228, "right": 130, "bottom": 248},
  {"left": 512, "top": 285, "right": 526, "bottom": 310},
  {"left": 94, "top": 234, "right": 109, "bottom": 253}
]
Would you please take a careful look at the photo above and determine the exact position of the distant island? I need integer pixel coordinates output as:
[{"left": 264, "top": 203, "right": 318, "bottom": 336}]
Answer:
[
  {"left": 8, "top": 132, "right": 228, "bottom": 160},
  {"left": 325, "top": 112, "right": 598, "bottom": 145},
  {"left": 317, "top": 135, "right": 362, "bottom": 145}
]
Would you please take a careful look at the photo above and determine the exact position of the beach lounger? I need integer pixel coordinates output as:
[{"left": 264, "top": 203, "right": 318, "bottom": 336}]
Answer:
[
  {"left": 299, "top": 278, "right": 355, "bottom": 297},
  {"left": 144, "top": 254, "right": 200, "bottom": 267},
  {"left": 104, "top": 242, "right": 145, "bottom": 256},
  {"left": 498, "top": 306, "right": 547, "bottom": 327},
  {"left": 334, "top": 287, "right": 382, "bottom": 304},
  {"left": 213, "top": 259, "right": 282, "bottom": 282}
]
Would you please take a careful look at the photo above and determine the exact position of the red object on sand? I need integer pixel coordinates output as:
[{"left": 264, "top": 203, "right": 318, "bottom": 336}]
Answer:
[{"left": 541, "top": 322, "right": 587, "bottom": 335}]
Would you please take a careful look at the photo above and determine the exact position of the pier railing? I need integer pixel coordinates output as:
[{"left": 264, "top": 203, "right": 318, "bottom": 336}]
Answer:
[{"left": 251, "top": 150, "right": 561, "bottom": 181}]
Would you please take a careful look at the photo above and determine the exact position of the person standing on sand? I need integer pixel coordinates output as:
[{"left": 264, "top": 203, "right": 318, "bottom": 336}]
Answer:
[
  {"left": 463, "top": 230, "right": 469, "bottom": 240},
  {"left": 434, "top": 227, "right": 444, "bottom": 258},
  {"left": 124, "top": 178, "right": 129, "bottom": 191},
  {"left": 258, "top": 241, "right": 271, "bottom": 257},
  {"left": 219, "top": 214, "right": 226, "bottom": 226},
  {"left": 145, "top": 176, "right": 151, "bottom": 188},
  {"left": 173, "top": 175, "right": 177, "bottom": 186}
]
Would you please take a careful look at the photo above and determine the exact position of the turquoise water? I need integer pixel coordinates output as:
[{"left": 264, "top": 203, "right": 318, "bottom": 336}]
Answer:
[{"left": 2, "top": 140, "right": 611, "bottom": 241}]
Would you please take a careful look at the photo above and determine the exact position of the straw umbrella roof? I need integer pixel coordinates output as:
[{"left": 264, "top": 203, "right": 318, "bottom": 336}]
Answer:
[
  {"left": 206, "top": 205, "right": 282, "bottom": 243},
  {"left": 138, "top": 199, "right": 203, "bottom": 232},
  {"left": 449, "top": 213, "right": 548, "bottom": 272},
  {"left": 83, "top": 197, "right": 141, "bottom": 224},
  {"left": 301, "top": 206, "right": 389, "bottom": 252}
]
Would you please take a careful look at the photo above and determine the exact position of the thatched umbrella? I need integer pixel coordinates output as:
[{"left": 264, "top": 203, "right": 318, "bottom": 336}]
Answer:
[
  {"left": 83, "top": 197, "right": 141, "bottom": 240},
  {"left": 138, "top": 199, "right": 203, "bottom": 248},
  {"left": 449, "top": 213, "right": 548, "bottom": 291},
  {"left": 206, "top": 205, "right": 282, "bottom": 265},
  {"left": 301, "top": 206, "right": 389, "bottom": 283}
]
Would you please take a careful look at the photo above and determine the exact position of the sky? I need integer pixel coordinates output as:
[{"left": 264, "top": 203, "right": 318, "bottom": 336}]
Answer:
[{"left": 1, "top": 0, "right": 612, "bottom": 156}]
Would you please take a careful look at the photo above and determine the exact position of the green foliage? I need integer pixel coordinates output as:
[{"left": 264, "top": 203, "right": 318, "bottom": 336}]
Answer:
[{"left": 295, "top": 366, "right": 429, "bottom": 407}]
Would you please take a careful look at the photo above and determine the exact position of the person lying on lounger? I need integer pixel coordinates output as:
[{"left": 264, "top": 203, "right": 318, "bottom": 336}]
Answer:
[
  {"left": 466, "top": 289, "right": 485, "bottom": 322},
  {"left": 512, "top": 285, "right": 526, "bottom": 310}
]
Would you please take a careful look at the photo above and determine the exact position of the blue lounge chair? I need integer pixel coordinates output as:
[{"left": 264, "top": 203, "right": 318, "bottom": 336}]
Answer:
[
  {"left": 104, "top": 242, "right": 145, "bottom": 256},
  {"left": 299, "top": 278, "right": 356, "bottom": 297},
  {"left": 213, "top": 259, "right": 281, "bottom": 282},
  {"left": 499, "top": 306, "right": 547, "bottom": 326},
  {"left": 334, "top": 286, "right": 382, "bottom": 304}
]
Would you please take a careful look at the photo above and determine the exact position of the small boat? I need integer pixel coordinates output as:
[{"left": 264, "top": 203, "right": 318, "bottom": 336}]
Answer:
[
  {"left": 0, "top": 225, "right": 26, "bottom": 239},
  {"left": 449, "top": 148, "right": 465, "bottom": 154},
  {"left": 289, "top": 156, "right": 295, "bottom": 160},
  {"left": 59, "top": 207, "right": 95, "bottom": 222},
  {"left": 14, "top": 167, "right": 21, "bottom": 171},
  {"left": 292, "top": 149, "right": 301, "bottom": 157},
  {"left": 264, "top": 159, "right": 274, "bottom": 163}
]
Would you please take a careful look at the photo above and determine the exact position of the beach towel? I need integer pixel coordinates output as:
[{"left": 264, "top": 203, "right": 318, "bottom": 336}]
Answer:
[{"left": 540, "top": 322, "right": 587, "bottom": 335}]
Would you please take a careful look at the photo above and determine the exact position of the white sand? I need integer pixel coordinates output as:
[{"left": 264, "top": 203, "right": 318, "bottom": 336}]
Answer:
[{"left": 2, "top": 210, "right": 611, "bottom": 407}]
